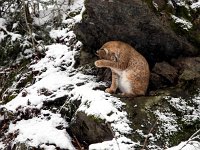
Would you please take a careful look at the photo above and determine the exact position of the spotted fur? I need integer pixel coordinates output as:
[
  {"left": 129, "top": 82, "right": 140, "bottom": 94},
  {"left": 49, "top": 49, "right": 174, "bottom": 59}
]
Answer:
[{"left": 95, "top": 41, "right": 150, "bottom": 97}]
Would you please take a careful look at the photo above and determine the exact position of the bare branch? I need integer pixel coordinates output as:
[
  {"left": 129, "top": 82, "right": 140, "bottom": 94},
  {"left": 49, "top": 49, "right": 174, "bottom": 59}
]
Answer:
[
  {"left": 141, "top": 119, "right": 158, "bottom": 150},
  {"left": 22, "top": 0, "right": 36, "bottom": 51}
]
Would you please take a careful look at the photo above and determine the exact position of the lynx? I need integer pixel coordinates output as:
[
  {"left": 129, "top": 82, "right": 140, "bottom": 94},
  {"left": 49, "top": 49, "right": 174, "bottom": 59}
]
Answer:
[{"left": 95, "top": 41, "right": 150, "bottom": 97}]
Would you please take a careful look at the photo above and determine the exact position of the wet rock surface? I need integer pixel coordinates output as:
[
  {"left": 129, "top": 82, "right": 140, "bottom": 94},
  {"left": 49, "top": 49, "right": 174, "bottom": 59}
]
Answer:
[
  {"left": 75, "top": 0, "right": 198, "bottom": 66},
  {"left": 1, "top": 0, "right": 200, "bottom": 149},
  {"left": 69, "top": 111, "right": 114, "bottom": 145}
]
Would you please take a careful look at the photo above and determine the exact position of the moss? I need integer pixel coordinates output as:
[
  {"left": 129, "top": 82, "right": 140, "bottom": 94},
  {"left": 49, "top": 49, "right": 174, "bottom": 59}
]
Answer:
[
  {"left": 144, "top": 96, "right": 163, "bottom": 110},
  {"left": 0, "top": 39, "right": 21, "bottom": 65},
  {"left": 0, "top": 58, "right": 32, "bottom": 104},
  {"left": 88, "top": 114, "right": 105, "bottom": 124},
  {"left": 187, "top": 31, "right": 200, "bottom": 49},
  {"left": 2, "top": 94, "right": 17, "bottom": 104},
  {"left": 169, "top": 122, "right": 200, "bottom": 146},
  {"left": 175, "top": 6, "right": 192, "bottom": 21},
  {"left": 143, "top": 0, "right": 200, "bottom": 49}
]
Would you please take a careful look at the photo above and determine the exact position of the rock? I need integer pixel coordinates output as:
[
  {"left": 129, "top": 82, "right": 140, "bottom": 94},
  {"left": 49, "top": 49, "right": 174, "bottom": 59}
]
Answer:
[
  {"left": 120, "top": 86, "right": 200, "bottom": 148},
  {"left": 12, "top": 143, "right": 29, "bottom": 150},
  {"left": 179, "top": 69, "right": 200, "bottom": 81},
  {"left": 150, "top": 62, "right": 178, "bottom": 89},
  {"left": 173, "top": 57, "right": 200, "bottom": 81},
  {"left": 150, "top": 73, "right": 167, "bottom": 89},
  {"left": 69, "top": 111, "right": 114, "bottom": 145},
  {"left": 74, "top": 0, "right": 198, "bottom": 66},
  {"left": 173, "top": 57, "right": 200, "bottom": 72},
  {"left": 152, "top": 0, "right": 166, "bottom": 10}
]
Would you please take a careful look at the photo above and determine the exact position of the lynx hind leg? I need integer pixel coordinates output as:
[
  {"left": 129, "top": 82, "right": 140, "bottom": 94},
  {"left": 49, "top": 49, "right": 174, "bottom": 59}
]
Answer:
[
  {"left": 105, "top": 71, "right": 118, "bottom": 94},
  {"left": 126, "top": 71, "right": 147, "bottom": 97},
  {"left": 130, "top": 79, "right": 147, "bottom": 96}
]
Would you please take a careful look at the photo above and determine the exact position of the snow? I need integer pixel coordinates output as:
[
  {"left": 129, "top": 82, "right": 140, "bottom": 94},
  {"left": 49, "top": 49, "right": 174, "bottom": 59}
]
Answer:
[
  {"left": 171, "top": 15, "right": 193, "bottom": 30},
  {"left": 191, "top": 1, "right": 200, "bottom": 10},
  {"left": 0, "top": 142, "right": 5, "bottom": 149},
  {"left": 0, "top": 18, "right": 7, "bottom": 42},
  {"left": 1, "top": 0, "right": 200, "bottom": 149},
  {"left": 167, "top": 141, "right": 200, "bottom": 150},
  {"left": 154, "top": 110, "right": 179, "bottom": 135},
  {"left": 72, "top": 84, "right": 132, "bottom": 134},
  {"left": 0, "top": 31, "right": 7, "bottom": 42},
  {"left": 2, "top": 0, "right": 134, "bottom": 149},
  {"left": 174, "top": 0, "right": 187, "bottom": 7},
  {"left": 0, "top": 18, "right": 6, "bottom": 28},
  {"left": 0, "top": 17, "right": 21, "bottom": 42},
  {"left": 7, "top": 110, "right": 75, "bottom": 149},
  {"left": 3, "top": 39, "right": 133, "bottom": 149},
  {"left": 89, "top": 137, "right": 137, "bottom": 150},
  {"left": 170, "top": 96, "right": 200, "bottom": 123},
  {"left": 49, "top": 28, "right": 68, "bottom": 40},
  {"left": 33, "top": 0, "right": 84, "bottom": 26},
  {"left": 4, "top": 43, "right": 78, "bottom": 111}
]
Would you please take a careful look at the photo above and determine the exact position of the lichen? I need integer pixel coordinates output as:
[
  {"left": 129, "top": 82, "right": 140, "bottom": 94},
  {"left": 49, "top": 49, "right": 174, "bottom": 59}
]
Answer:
[{"left": 88, "top": 114, "right": 105, "bottom": 124}]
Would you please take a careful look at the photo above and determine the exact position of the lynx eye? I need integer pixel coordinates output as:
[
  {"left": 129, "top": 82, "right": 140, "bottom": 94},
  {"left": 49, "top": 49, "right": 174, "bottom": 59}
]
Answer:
[{"left": 111, "top": 55, "right": 117, "bottom": 61}]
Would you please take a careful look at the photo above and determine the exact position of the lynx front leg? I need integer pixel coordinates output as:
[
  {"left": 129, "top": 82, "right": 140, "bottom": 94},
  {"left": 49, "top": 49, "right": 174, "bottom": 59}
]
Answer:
[
  {"left": 105, "top": 71, "right": 118, "bottom": 94},
  {"left": 95, "top": 60, "right": 111, "bottom": 68},
  {"left": 95, "top": 59, "right": 126, "bottom": 70}
]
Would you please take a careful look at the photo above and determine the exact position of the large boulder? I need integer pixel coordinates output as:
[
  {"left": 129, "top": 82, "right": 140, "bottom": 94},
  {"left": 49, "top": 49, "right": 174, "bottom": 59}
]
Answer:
[
  {"left": 74, "top": 0, "right": 198, "bottom": 66},
  {"left": 69, "top": 111, "right": 114, "bottom": 144}
]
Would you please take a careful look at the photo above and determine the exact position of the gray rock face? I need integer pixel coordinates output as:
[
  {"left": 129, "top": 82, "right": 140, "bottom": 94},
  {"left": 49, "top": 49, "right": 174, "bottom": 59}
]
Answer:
[
  {"left": 74, "top": 0, "right": 198, "bottom": 66},
  {"left": 150, "top": 61, "right": 178, "bottom": 89},
  {"left": 69, "top": 111, "right": 114, "bottom": 145}
]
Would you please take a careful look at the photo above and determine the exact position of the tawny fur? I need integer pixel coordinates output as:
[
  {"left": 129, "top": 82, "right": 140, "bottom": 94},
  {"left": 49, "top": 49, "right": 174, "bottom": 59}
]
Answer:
[{"left": 95, "top": 41, "right": 150, "bottom": 97}]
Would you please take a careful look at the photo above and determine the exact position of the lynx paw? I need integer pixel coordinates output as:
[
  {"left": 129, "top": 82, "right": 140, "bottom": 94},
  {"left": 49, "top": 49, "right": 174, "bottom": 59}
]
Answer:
[
  {"left": 105, "top": 88, "right": 115, "bottom": 94},
  {"left": 121, "top": 93, "right": 134, "bottom": 97},
  {"left": 95, "top": 60, "right": 103, "bottom": 68}
]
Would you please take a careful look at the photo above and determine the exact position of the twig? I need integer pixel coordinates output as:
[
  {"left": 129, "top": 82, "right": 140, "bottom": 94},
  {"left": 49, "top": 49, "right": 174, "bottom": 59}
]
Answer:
[
  {"left": 73, "top": 134, "right": 83, "bottom": 150},
  {"left": 189, "top": 129, "right": 200, "bottom": 141},
  {"left": 141, "top": 119, "right": 158, "bottom": 150},
  {"left": 179, "top": 129, "right": 200, "bottom": 150},
  {"left": 22, "top": 0, "right": 36, "bottom": 51},
  {"left": 107, "top": 122, "right": 120, "bottom": 150},
  {"left": 58, "top": 97, "right": 70, "bottom": 113}
]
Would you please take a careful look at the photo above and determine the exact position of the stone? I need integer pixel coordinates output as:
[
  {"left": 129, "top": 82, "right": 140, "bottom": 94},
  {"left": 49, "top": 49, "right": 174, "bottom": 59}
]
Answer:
[
  {"left": 69, "top": 111, "right": 114, "bottom": 145},
  {"left": 150, "top": 72, "right": 167, "bottom": 89},
  {"left": 151, "top": 62, "right": 178, "bottom": 88},
  {"left": 74, "top": 0, "right": 198, "bottom": 67},
  {"left": 173, "top": 57, "right": 200, "bottom": 72},
  {"left": 152, "top": 0, "right": 166, "bottom": 10},
  {"left": 179, "top": 69, "right": 200, "bottom": 81},
  {"left": 173, "top": 57, "right": 200, "bottom": 81}
]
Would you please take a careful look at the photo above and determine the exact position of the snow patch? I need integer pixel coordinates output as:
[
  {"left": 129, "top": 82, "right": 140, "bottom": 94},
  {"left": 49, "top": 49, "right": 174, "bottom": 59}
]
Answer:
[
  {"left": 171, "top": 15, "right": 192, "bottom": 30},
  {"left": 167, "top": 141, "right": 200, "bottom": 150},
  {"left": 3, "top": 1, "right": 133, "bottom": 148},
  {"left": 154, "top": 110, "right": 179, "bottom": 135},
  {"left": 0, "top": 142, "right": 5, "bottom": 149},
  {"left": 191, "top": 1, "right": 200, "bottom": 10},
  {"left": 89, "top": 137, "right": 137, "bottom": 150},
  {"left": 7, "top": 110, "right": 75, "bottom": 149},
  {"left": 0, "top": 18, "right": 6, "bottom": 28}
]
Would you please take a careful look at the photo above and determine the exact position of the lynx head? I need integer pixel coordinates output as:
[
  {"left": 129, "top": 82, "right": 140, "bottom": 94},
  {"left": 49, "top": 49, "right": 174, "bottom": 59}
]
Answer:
[{"left": 96, "top": 48, "right": 118, "bottom": 62}]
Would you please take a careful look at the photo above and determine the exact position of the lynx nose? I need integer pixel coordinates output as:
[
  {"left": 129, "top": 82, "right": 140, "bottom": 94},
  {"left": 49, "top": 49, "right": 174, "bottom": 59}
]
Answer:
[{"left": 95, "top": 50, "right": 100, "bottom": 56}]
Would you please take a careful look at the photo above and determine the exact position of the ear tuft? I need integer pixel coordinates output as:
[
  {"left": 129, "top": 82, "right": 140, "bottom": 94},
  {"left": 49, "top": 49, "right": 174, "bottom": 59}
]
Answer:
[
  {"left": 114, "top": 51, "right": 120, "bottom": 60},
  {"left": 103, "top": 48, "right": 109, "bottom": 54}
]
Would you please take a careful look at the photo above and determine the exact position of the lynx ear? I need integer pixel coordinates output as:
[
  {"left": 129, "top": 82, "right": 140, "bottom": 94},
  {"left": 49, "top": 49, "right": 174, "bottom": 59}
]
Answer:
[
  {"left": 103, "top": 48, "right": 109, "bottom": 54},
  {"left": 96, "top": 48, "right": 108, "bottom": 59},
  {"left": 114, "top": 50, "right": 120, "bottom": 60}
]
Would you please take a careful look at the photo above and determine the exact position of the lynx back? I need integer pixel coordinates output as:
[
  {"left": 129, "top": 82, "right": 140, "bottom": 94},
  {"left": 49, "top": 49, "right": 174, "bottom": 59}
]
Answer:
[{"left": 95, "top": 41, "right": 150, "bottom": 97}]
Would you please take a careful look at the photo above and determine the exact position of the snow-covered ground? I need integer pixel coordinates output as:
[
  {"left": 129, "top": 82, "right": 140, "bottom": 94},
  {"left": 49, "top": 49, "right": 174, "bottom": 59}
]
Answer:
[
  {"left": 171, "top": 15, "right": 193, "bottom": 31},
  {"left": 0, "top": 0, "right": 135, "bottom": 149},
  {"left": 0, "top": 0, "right": 200, "bottom": 149}
]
